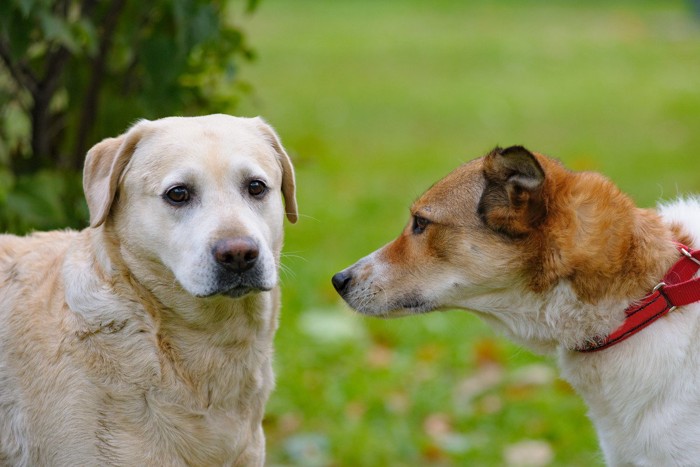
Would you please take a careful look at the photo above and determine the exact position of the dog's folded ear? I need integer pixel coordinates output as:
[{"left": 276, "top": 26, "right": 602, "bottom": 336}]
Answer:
[
  {"left": 253, "top": 117, "right": 298, "bottom": 224},
  {"left": 83, "top": 121, "right": 150, "bottom": 228},
  {"left": 478, "top": 146, "right": 546, "bottom": 237}
]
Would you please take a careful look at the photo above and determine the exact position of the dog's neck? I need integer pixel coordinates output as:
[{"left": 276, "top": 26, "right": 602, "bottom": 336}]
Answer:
[
  {"left": 525, "top": 169, "right": 690, "bottom": 351},
  {"left": 568, "top": 208, "right": 680, "bottom": 345},
  {"left": 87, "top": 225, "right": 278, "bottom": 410},
  {"left": 470, "top": 206, "right": 687, "bottom": 354}
]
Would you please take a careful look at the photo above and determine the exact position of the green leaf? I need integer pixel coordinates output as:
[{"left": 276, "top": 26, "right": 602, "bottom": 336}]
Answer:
[
  {"left": 188, "top": 3, "right": 218, "bottom": 46},
  {"left": 0, "top": 169, "right": 16, "bottom": 203},
  {"left": 38, "top": 11, "right": 80, "bottom": 53},
  {"left": 16, "top": 0, "right": 37, "bottom": 17},
  {"left": 72, "top": 18, "right": 98, "bottom": 56},
  {"left": 1, "top": 6, "right": 36, "bottom": 58},
  {"left": 171, "top": 0, "right": 189, "bottom": 50}
]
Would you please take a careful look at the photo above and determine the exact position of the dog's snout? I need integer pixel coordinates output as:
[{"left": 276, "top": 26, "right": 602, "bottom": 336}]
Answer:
[
  {"left": 332, "top": 270, "right": 353, "bottom": 295},
  {"left": 213, "top": 237, "right": 259, "bottom": 273}
]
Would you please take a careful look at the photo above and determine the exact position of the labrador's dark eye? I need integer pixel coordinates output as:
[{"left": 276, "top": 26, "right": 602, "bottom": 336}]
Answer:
[
  {"left": 248, "top": 180, "right": 267, "bottom": 197},
  {"left": 413, "top": 215, "right": 430, "bottom": 235},
  {"left": 164, "top": 186, "right": 191, "bottom": 205}
]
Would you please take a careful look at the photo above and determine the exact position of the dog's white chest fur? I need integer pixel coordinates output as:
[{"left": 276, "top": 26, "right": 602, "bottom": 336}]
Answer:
[{"left": 561, "top": 313, "right": 700, "bottom": 465}]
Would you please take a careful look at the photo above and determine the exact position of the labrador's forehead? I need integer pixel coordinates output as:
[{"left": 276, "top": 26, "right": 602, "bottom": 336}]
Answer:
[
  {"left": 149, "top": 119, "right": 267, "bottom": 151},
  {"left": 126, "top": 124, "right": 279, "bottom": 191},
  {"left": 133, "top": 123, "right": 275, "bottom": 168}
]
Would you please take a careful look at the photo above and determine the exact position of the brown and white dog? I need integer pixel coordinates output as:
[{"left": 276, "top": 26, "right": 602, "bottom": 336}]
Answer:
[
  {"left": 0, "top": 114, "right": 297, "bottom": 466},
  {"left": 333, "top": 146, "right": 700, "bottom": 466}
]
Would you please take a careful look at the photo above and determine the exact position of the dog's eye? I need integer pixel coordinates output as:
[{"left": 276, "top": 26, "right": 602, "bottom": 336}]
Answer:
[
  {"left": 412, "top": 215, "right": 430, "bottom": 234},
  {"left": 164, "top": 186, "right": 191, "bottom": 205},
  {"left": 248, "top": 180, "right": 267, "bottom": 197}
]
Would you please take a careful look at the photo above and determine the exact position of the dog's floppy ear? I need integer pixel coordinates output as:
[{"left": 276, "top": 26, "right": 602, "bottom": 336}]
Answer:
[
  {"left": 478, "top": 145, "right": 546, "bottom": 237},
  {"left": 83, "top": 121, "right": 149, "bottom": 228},
  {"left": 253, "top": 117, "right": 298, "bottom": 223}
]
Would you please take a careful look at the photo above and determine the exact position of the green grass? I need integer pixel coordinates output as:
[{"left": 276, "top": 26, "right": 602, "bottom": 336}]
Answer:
[{"left": 234, "top": 1, "right": 700, "bottom": 465}]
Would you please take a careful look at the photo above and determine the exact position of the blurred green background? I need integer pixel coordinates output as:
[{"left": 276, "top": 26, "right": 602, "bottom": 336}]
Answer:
[{"left": 2, "top": 0, "right": 700, "bottom": 465}]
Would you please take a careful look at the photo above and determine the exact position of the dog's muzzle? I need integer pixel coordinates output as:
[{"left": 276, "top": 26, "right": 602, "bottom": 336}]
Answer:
[{"left": 208, "top": 236, "right": 272, "bottom": 298}]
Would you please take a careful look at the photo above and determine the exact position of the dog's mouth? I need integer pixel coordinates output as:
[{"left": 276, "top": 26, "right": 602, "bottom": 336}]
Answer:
[
  {"left": 209, "top": 261, "right": 276, "bottom": 299},
  {"left": 194, "top": 284, "right": 270, "bottom": 299},
  {"left": 343, "top": 290, "right": 436, "bottom": 318},
  {"left": 381, "top": 296, "right": 436, "bottom": 317},
  {"left": 192, "top": 269, "right": 275, "bottom": 299},
  {"left": 220, "top": 284, "right": 272, "bottom": 299}
]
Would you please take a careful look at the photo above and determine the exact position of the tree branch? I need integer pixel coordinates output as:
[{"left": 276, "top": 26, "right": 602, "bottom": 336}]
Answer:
[
  {"left": 36, "top": 0, "right": 101, "bottom": 165},
  {"left": 0, "top": 38, "right": 38, "bottom": 95},
  {"left": 71, "top": 0, "right": 127, "bottom": 167}
]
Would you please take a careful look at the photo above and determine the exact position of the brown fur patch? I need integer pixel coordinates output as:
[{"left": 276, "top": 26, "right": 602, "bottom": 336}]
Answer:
[{"left": 519, "top": 155, "right": 679, "bottom": 303}]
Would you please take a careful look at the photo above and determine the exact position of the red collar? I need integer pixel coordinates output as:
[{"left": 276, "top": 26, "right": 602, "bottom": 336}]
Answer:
[{"left": 578, "top": 244, "right": 700, "bottom": 352}]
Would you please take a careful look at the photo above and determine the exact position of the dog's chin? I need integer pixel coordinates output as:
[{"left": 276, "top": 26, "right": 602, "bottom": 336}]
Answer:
[
  {"left": 350, "top": 297, "right": 436, "bottom": 319},
  {"left": 190, "top": 279, "right": 274, "bottom": 299},
  {"left": 221, "top": 285, "right": 270, "bottom": 299}
]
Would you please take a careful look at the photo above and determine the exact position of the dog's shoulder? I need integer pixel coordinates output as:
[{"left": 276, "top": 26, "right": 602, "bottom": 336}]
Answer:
[
  {"left": 0, "top": 228, "right": 159, "bottom": 381},
  {"left": 0, "top": 230, "right": 79, "bottom": 321},
  {"left": 0, "top": 230, "right": 79, "bottom": 286}
]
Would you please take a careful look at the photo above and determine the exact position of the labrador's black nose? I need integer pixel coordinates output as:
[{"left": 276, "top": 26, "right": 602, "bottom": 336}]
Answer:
[
  {"left": 213, "top": 237, "right": 259, "bottom": 273},
  {"left": 331, "top": 270, "right": 352, "bottom": 295}
]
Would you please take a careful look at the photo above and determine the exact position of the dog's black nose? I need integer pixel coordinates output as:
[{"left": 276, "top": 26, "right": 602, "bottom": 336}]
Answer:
[
  {"left": 213, "top": 237, "right": 259, "bottom": 273},
  {"left": 331, "top": 270, "right": 352, "bottom": 295}
]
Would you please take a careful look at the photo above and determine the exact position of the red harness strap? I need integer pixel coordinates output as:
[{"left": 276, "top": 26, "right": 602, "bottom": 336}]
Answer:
[{"left": 578, "top": 245, "right": 700, "bottom": 352}]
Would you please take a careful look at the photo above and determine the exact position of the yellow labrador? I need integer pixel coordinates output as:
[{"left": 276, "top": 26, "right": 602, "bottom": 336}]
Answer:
[{"left": 0, "top": 114, "right": 297, "bottom": 466}]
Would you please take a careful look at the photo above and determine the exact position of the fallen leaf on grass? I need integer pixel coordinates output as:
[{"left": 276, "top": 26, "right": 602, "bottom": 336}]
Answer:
[
  {"left": 298, "top": 307, "right": 367, "bottom": 343},
  {"left": 504, "top": 440, "right": 554, "bottom": 467},
  {"left": 423, "top": 412, "right": 452, "bottom": 438},
  {"left": 423, "top": 413, "right": 473, "bottom": 456},
  {"left": 453, "top": 363, "right": 504, "bottom": 412},
  {"left": 283, "top": 433, "right": 331, "bottom": 467},
  {"left": 344, "top": 400, "right": 367, "bottom": 421},
  {"left": 473, "top": 337, "right": 505, "bottom": 367},
  {"left": 510, "top": 363, "right": 556, "bottom": 387},
  {"left": 366, "top": 343, "right": 394, "bottom": 368},
  {"left": 385, "top": 391, "right": 410, "bottom": 415}
]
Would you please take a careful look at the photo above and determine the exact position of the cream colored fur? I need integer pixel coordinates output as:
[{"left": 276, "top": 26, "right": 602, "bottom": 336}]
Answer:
[
  {"left": 333, "top": 147, "right": 700, "bottom": 466},
  {"left": 0, "top": 114, "right": 297, "bottom": 466}
]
